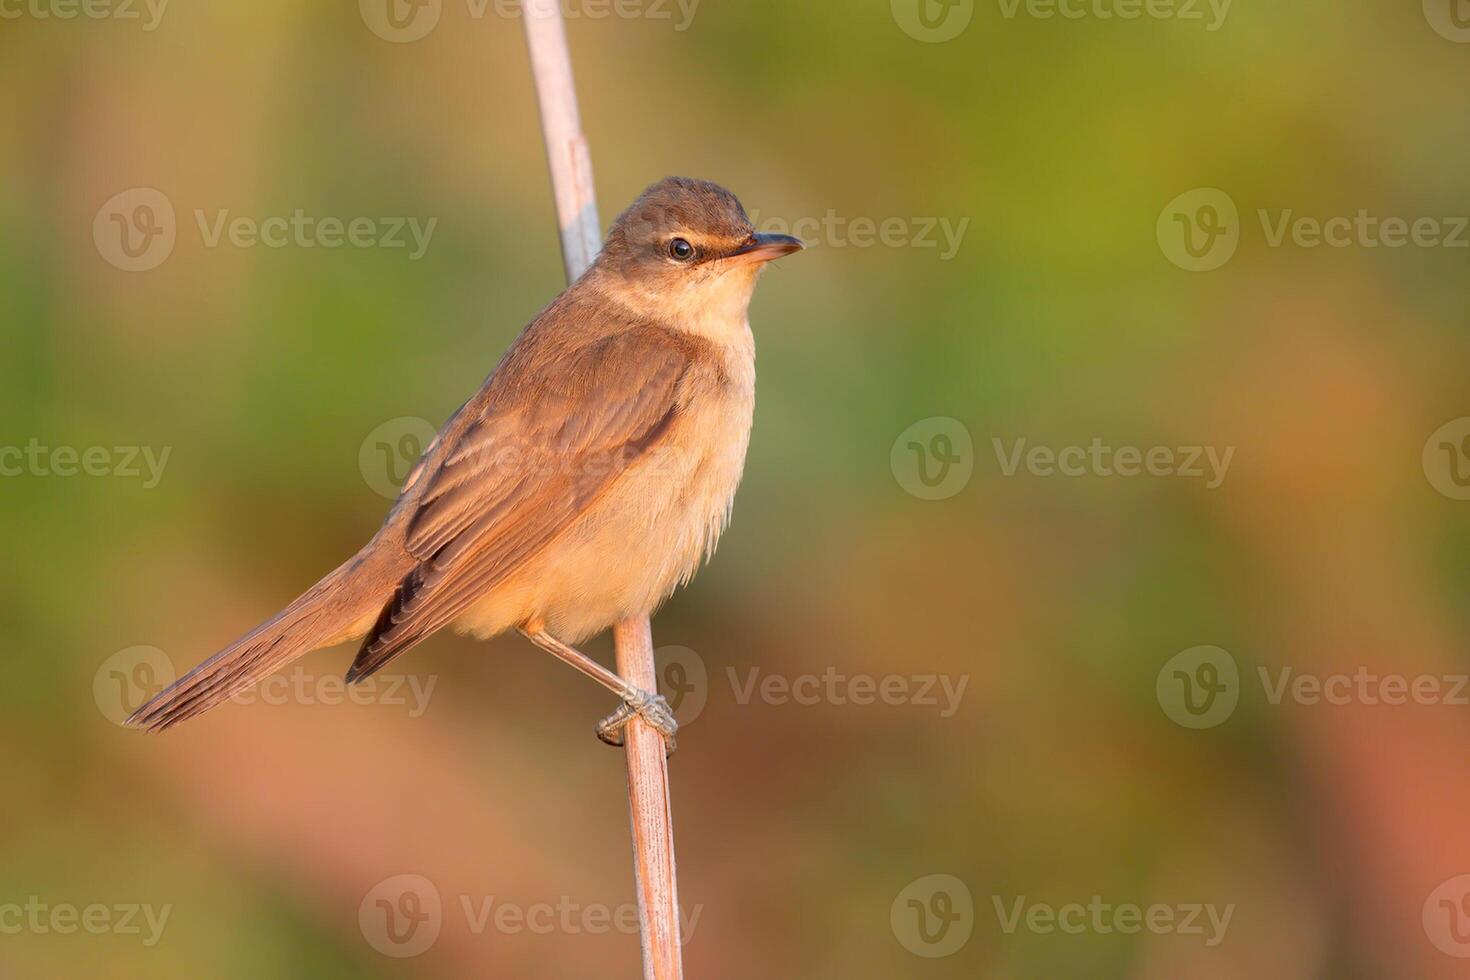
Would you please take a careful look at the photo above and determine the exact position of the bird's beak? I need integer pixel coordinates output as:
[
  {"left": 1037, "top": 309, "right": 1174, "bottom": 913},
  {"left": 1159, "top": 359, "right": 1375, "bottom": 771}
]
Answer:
[{"left": 727, "top": 232, "right": 805, "bottom": 265}]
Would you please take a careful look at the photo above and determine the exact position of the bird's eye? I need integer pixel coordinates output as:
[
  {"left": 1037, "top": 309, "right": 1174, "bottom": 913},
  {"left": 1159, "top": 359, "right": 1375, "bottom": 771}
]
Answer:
[{"left": 668, "top": 238, "right": 695, "bottom": 262}]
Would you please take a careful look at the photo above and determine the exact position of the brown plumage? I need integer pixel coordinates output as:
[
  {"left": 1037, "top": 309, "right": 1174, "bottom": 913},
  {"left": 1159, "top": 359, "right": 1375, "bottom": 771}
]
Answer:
[{"left": 128, "top": 177, "right": 803, "bottom": 733}]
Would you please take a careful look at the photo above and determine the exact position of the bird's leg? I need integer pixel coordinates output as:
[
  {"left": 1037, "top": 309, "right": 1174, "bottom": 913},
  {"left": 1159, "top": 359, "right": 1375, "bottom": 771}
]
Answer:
[{"left": 519, "top": 627, "right": 677, "bottom": 755}]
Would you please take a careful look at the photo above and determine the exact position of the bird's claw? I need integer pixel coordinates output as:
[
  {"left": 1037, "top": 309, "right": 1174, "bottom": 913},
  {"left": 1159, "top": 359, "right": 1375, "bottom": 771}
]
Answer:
[{"left": 597, "top": 689, "right": 678, "bottom": 756}]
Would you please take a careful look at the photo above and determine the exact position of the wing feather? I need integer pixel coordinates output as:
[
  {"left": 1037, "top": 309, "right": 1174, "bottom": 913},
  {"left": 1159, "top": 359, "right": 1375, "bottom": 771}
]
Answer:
[{"left": 347, "top": 325, "right": 694, "bottom": 681}]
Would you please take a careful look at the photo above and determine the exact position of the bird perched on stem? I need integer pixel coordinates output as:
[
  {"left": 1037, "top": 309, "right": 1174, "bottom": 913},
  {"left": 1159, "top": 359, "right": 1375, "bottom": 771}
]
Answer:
[{"left": 128, "top": 177, "right": 803, "bottom": 751}]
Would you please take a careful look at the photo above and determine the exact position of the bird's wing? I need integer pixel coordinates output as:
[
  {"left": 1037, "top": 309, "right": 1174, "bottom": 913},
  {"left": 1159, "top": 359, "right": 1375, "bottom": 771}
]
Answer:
[{"left": 347, "top": 324, "right": 696, "bottom": 680}]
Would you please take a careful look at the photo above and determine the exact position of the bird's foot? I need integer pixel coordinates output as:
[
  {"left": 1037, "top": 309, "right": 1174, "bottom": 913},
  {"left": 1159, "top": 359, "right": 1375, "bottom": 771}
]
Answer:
[{"left": 597, "top": 688, "right": 678, "bottom": 756}]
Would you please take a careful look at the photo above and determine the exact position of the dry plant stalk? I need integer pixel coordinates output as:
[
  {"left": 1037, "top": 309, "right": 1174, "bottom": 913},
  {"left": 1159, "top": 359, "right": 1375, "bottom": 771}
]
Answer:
[{"left": 520, "top": 3, "right": 685, "bottom": 977}]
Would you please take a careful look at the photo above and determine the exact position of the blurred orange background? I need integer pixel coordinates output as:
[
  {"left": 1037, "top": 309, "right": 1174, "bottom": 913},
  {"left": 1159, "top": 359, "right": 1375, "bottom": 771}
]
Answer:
[{"left": 3, "top": 1, "right": 1469, "bottom": 976}]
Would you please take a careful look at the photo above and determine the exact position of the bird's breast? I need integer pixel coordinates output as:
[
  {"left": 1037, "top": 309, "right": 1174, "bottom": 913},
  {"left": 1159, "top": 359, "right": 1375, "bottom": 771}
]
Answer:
[
  {"left": 460, "top": 333, "right": 756, "bottom": 643},
  {"left": 634, "top": 333, "right": 755, "bottom": 582}
]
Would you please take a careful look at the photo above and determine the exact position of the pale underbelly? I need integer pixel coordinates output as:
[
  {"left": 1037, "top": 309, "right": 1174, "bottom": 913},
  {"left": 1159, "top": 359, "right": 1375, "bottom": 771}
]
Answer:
[{"left": 451, "top": 398, "right": 752, "bottom": 644}]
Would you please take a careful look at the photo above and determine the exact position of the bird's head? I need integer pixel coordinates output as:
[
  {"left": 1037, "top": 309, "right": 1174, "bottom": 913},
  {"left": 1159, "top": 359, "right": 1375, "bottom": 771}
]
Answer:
[{"left": 595, "top": 177, "right": 803, "bottom": 334}]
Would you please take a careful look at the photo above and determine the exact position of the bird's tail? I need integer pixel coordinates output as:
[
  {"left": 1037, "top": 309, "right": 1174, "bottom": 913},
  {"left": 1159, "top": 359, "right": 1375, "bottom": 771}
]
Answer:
[{"left": 126, "top": 545, "right": 401, "bottom": 732}]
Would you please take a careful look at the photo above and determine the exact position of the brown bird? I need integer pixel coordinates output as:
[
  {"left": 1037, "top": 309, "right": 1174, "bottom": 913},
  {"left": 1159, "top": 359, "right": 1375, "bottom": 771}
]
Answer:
[{"left": 127, "top": 177, "right": 802, "bottom": 749}]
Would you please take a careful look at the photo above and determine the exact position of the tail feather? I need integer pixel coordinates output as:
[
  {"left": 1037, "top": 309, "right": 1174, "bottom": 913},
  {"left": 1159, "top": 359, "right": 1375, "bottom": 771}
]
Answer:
[
  {"left": 343, "top": 579, "right": 410, "bottom": 685},
  {"left": 344, "top": 569, "right": 433, "bottom": 685},
  {"left": 127, "top": 549, "right": 397, "bottom": 732}
]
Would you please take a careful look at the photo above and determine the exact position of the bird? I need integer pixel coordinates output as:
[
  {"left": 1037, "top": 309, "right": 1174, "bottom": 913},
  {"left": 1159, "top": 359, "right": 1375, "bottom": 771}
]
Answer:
[{"left": 126, "top": 177, "right": 804, "bottom": 751}]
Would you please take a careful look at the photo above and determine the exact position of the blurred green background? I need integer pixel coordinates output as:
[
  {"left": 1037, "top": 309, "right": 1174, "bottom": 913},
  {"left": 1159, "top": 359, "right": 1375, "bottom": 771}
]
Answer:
[{"left": 3, "top": 0, "right": 1470, "bottom": 976}]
